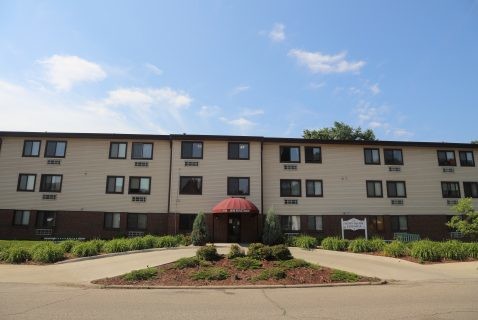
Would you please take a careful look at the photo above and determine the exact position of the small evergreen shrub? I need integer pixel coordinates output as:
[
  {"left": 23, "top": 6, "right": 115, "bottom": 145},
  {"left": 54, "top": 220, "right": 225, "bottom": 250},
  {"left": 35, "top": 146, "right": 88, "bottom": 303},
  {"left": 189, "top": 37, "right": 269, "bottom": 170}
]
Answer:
[
  {"left": 464, "top": 242, "right": 478, "bottom": 259},
  {"left": 176, "top": 234, "right": 192, "bottom": 246},
  {"left": 348, "top": 238, "right": 373, "bottom": 253},
  {"left": 277, "top": 258, "right": 316, "bottom": 270},
  {"left": 270, "top": 245, "right": 292, "bottom": 260},
  {"left": 383, "top": 241, "right": 408, "bottom": 257},
  {"left": 123, "top": 267, "right": 158, "bottom": 281},
  {"left": 440, "top": 240, "right": 468, "bottom": 261},
  {"left": 227, "top": 244, "right": 245, "bottom": 259},
  {"left": 321, "top": 237, "right": 349, "bottom": 251},
  {"left": 72, "top": 241, "right": 101, "bottom": 257},
  {"left": 253, "top": 267, "right": 286, "bottom": 281},
  {"left": 293, "top": 235, "right": 318, "bottom": 250},
  {"left": 262, "top": 208, "right": 283, "bottom": 245},
  {"left": 174, "top": 257, "right": 199, "bottom": 269},
  {"left": 196, "top": 245, "right": 220, "bottom": 261},
  {"left": 232, "top": 257, "right": 262, "bottom": 270},
  {"left": 103, "top": 238, "right": 130, "bottom": 253},
  {"left": 284, "top": 235, "right": 298, "bottom": 246},
  {"left": 330, "top": 270, "right": 360, "bottom": 282},
  {"left": 31, "top": 243, "right": 65, "bottom": 263},
  {"left": 247, "top": 243, "right": 272, "bottom": 260},
  {"left": 60, "top": 240, "right": 80, "bottom": 253},
  {"left": 156, "top": 235, "right": 180, "bottom": 248},
  {"left": 191, "top": 267, "right": 228, "bottom": 281},
  {"left": 191, "top": 212, "right": 208, "bottom": 246},
  {"left": 3, "top": 247, "right": 31, "bottom": 263},
  {"left": 368, "top": 237, "right": 386, "bottom": 252},
  {"left": 128, "top": 237, "right": 148, "bottom": 251},
  {"left": 410, "top": 240, "right": 443, "bottom": 262}
]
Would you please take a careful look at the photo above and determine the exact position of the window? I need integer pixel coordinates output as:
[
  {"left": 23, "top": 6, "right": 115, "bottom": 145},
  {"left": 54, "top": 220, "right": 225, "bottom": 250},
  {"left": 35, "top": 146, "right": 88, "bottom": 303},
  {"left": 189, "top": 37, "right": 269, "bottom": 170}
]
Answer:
[
  {"left": 109, "top": 142, "right": 127, "bottom": 159},
  {"left": 384, "top": 149, "right": 403, "bottom": 165},
  {"left": 36, "top": 211, "right": 56, "bottom": 228},
  {"left": 13, "top": 210, "right": 30, "bottom": 226},
  {"left": 179, "top": 214, "right": 197, "bottom": 231},
  {"left": 179, "top": 176, "right": 203, "bottom": 195},
  {"left": 128, "top": 177, "right": 151, "bottom": 194},
  {"left": 366, "top": 180, "right": 383, "bottom": 198},
  {"left": 464, "top": 182, "right": 478, "bottom": 198},
  {"left": 181, "top": 141, "right": 203, "bottom": 159},
  {"left": 459, "top": 151, "right": 475, "bottom": 167},
  {"left": 228, "top": 142, "right": 249, "bottom": 160},
  {"left": 40, "top": 175, "right": 63, "bottom": 192},
  {"left": 441, "top": 181, "right": 461, "bottom": 198},
  {"left": 364, "top": 148, "right": 380, "bottom": 165},
  {"left": 280, "top": 146, "right": 300, "bottom": 163},
  {"left": 391, "top": 216, "right": 408, "bottom": 232},
  {"left": 386, "top": 181, "right": 406, "bottom": 198},
  {"left": 44, "top": 141, "right": 67, "bottom": 158},
  {"left": 106, "top": 176, "right": 125, "bottom": 194},
  {"left": 305, "top": 147, "right": 322, "bottom": 163},
  {"left": 131, "top": 142, "right": 153, "bottom": 160},
  {"left": 306, "top": 180, "right": 323, "bottom": 197},
  {"left": 104, "top": 213, "right": 121, "bottom": 229},
  {"left": 17, "top": 174, "right": 36, "bottom": 192},
  {"left": 227, "top": 177, "right": 250, "bottom": 195},
  {"left": 280, "top": 179, "right": 301, "bottom": 197},
  {"left": 22, "top": 140, "right": 41, "bottom": 157},
  {"left": 127, "top": 213, "right": 147, "bottom": 230},
  {"left": 281, "top": 215, "right": 301, "bottom": 231},
  {"left": 307, "top": 215, "right": 323, "bottom": 231},
  {"left": 368, "top": 216, "right": 384, "bottom": 232},
  {"left": 437, "top": 150, "right": 456, "bottom": 166}
]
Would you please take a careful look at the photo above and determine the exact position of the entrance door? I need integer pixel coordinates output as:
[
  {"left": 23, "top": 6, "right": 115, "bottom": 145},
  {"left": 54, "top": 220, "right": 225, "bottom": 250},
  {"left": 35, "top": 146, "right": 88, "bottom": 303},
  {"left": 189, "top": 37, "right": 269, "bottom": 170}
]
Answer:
[{"left": 228, "top": 213, "right": 241, "bottom": 242}]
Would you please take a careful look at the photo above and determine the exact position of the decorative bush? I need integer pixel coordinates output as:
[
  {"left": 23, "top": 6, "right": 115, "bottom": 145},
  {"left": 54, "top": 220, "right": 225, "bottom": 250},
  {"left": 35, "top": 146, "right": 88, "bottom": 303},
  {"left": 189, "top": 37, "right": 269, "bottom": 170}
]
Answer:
[
  {"left": 227, "top": 244, "right": 245, "bottom": 259},
  {"left": 368, "top": 237, "right": 386, "bottom": 252},
  {"left": 253, "top": 267, "right": 286, "bottom": 281},
  {"left": 321, "top": 237, "right": 349, "bottom": 251},
  {"left": 440, "top": 240, "right": 468, "bottom": 261},
  {"left": 123, "top": 267, "right": 158, "bottom": 281},
  {"left": 156, "top": 235, "right": 180, "bottom": 248},
  {"left": 31, "top": 243, "right": 65, "bottom": 263},
  {"left": 71, "top": 241, "right": 101, "bottom": 257},
  {"left": 262, "top": 208, "right": 283, "bottom": 245},
  {"left": 103, "top": 238, "right": 130, "bottom": 253},
  {"left": 191, "top": 212, "right": 208, "bottom": 246},
  {"left": 174, "top": 257, "right": 199, "bottom": 269},
  {"left": 284, "top": 234, "right": 298, "bottom": 246},
  {"left": 128, "top": 237, "right": 148, "bottom": 251},
  {"left": 231, "top": 257, "right": 262, "bottom": 270},
  {"left": 348, "top": 238, "right": 374, "bottom": 253},
  {"left": 293, "top": 235, "right": 318, "bottom": 250},
  {"left": 410, "top": 240, "right": 443, "bottom": 262},
  {"left": 196, "top": 245, "right": 220, "bottom": 261},
  {"left": 247, "top": 243, "right": 272, "bottom": 260},
  {"left": 277, "top": 258, "right": 316, "bottom": 270},
  {"left": 191, "top": 267, "right": 229, "bottom": 281},
  {"left": 89, "top": 239, "right": 106, "bottom": 252},
  {"left": 330, "top": 270, "right": 360, "bottom": 282},
  {"left": 270, "top": 245, "right": 292, "bottom": 260},
  {"left": 60, "top": 240, "right": 80, "bottom": 253},
  {"left": 383, "top": 241, "right": 408, "bottom": 257},
  {"left": 176, "top": 234, "right": 192, "bottom": 246},
  {"left": 464, "top": 242, "right": 478, "bottom": 259},
  {"left": 3, "top": 247, "right": 31, "bottom": 264}
]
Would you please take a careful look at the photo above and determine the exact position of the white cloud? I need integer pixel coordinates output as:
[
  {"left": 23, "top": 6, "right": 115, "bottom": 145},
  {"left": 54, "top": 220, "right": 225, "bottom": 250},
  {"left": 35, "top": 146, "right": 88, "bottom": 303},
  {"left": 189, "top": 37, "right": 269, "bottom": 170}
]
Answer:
[
  {"left": 38, "top": 55, "right": 106, "bottom": 91},
  {"left": 103, "top": 87, "right": 191, "bottom": 108},
  {"left": 198, "top": 105, "right": 221, "bottom": 118},
  {"left": 145, "top": 63, "right": 163, "bottom": 76},
  {"left": 392, "top": 129, "right": 414, "bottom": 139},
  {"left": 220, "top": 117, "right": 255, "bottom": 128},
  {"left": 288, "top": 49, "right": 365, "bottom": 74},
  {"left": 240, "top": 108, "right": 264, "bottom": 117},
  {"left": 268, "top": 23, "right": 285, "bottom": 42},
  {"left": 231, "top": 85, "right": 250, "bottom": 95},
  {"left": 308, "top": 82, "right": 326, "bottom": 90},
  {"left": 370, "top": 83, "right": 380, "bottom": 95}
]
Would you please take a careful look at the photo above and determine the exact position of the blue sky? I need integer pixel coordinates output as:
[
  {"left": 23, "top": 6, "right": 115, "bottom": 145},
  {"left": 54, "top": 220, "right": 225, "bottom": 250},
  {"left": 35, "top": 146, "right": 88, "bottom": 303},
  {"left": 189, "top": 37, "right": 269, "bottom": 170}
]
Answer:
[{"left": 0, "top": 0, "right": 477, "bottom": 142}]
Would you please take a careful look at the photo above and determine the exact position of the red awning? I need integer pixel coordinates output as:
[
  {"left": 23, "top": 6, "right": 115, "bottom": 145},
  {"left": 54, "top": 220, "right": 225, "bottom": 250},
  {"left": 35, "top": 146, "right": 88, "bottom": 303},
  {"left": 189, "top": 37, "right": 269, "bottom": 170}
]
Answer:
[{"left": 212, "top": 197, "right": 259, "bottom": 214}]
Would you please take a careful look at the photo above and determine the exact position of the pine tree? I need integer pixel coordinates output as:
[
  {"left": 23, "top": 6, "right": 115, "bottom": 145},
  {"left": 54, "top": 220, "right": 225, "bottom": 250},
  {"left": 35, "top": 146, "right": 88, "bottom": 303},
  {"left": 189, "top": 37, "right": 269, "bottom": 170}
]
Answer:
[
  {"left": 262, "top": 208, "right": 283, "bottom": 245},
  {"left": 191, "top": 212, "right": 208, "bottom": 245}
]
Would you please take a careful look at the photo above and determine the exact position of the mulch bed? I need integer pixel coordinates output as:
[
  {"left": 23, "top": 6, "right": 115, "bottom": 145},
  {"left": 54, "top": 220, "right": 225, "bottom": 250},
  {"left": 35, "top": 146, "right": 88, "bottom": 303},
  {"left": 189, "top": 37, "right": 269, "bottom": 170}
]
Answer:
[{"left": 92, "top": 257, "right": 377, "bottom": 287}]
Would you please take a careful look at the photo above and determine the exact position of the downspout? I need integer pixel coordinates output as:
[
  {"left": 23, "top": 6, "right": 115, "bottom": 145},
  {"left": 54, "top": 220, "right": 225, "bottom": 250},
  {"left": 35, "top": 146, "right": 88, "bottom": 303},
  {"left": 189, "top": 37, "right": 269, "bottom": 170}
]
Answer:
[
  {"left": 259, "top": 139, "right": 264, "bottom": 240},
  {"left": 167, "top": 137, "right": 174, "bottom": 234}
]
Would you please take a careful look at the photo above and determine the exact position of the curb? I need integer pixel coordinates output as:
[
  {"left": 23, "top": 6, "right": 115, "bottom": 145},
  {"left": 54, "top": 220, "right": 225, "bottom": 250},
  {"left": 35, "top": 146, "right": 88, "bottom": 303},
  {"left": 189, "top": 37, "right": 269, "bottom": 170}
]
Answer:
[{"left": 93, "top": 280, "right": 387, "bottom": 290}]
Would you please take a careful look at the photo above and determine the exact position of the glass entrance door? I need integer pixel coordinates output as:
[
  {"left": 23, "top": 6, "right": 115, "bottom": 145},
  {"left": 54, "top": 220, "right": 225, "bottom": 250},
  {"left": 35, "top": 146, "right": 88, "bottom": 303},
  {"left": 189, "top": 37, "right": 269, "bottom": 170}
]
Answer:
[{"left": 228, "top": 213, "right": 241, "bottom": 242}]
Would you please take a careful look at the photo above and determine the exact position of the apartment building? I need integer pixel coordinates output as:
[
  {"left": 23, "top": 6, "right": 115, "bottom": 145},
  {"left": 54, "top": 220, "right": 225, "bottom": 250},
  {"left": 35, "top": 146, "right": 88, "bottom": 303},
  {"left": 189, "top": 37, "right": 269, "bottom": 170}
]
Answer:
[{"left": 0, "top": 131, "right": 477, "bottom": 242}]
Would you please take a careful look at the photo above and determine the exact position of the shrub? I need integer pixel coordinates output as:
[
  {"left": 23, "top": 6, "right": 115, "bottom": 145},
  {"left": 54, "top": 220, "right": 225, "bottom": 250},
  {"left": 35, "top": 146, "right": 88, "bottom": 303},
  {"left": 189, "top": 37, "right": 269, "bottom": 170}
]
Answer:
[
  {"left": 103, "top": 238, "right": 130, "bottom": 253},
  {"left": 227, "top": 244, "right": 245, "bottom": 259},
  {"left": 383, "top": 241, "right": 408, "bottom": 257},
  {"left": 89, "top": 239, "right": 106, "bottom": 252},
  {"left": 247, "top": 243, "right": 272, "bottom": 260},
  {"left": 293, "top": 235, "right": 318, "bottom": 250},
  {"left": 253, "top": 267, "right": 286, "bottom": 281},
  {"left": 284, "top": 235, "right": 298, "bottom": 246},
  {"left": 196, "top": 245, "right": 220, "bottom": 261},
  {"left": 348, "top": 238, "right": 373, "bottom": 253},
  {"left": 191, "top": 212, "right": 208, "bottom": 246},
  {"left": 128, "top": 237, "right": 148, "bottom": 251},
  {"left": 440, "top": 240, "right": 468, "bottom": 261},
  {"left": 262, "top": 208, "right": 283, "bottom": 245},
  {"left": 321, "top": 237, "right": 349, "bottom": 251},
  {"left": 142, "top": 235, "right": 159, "bottom": 248},
  {"left": 71, "top": 241, "right": 101, "bottom": 257},
  {"left": 3, "top": 247, "right": 31, "bottom": 264},
  {"left": 270, "top": 245, "right": 292, "bottom": 260},
  {"left": 60, "top": 240, "right": 80, "bottom": 253},
  {"left": 174, "top": 257, "right": 199, "bottom": 269},
  {"left": 123, "top": 267, "right": 158, "bottom": 281},
  {"left": 232, "top": 257, "right": 262, "bottom": 270},
  {"left": 464, "top": 242, "right": 478, "bottom": 259},
  {"left": 156, "top": 235, "right": 180, "bottom": 248},
  {"left": 176, "top": 234, "right": 192, "bottom": 246},
  {"left": 277, "top": 258, "right": 317, "bottom": 270},
  {"left": 31, "top": 243, "right": 65, "bottom": 263},
  {"left": 330, "top": 270, "right": 360, "bottom": 282},
  {"left": 410, "top": 240, "right": 443, "bottom": 262},
  {"left": 191, "top": 267, "right": 228, "bottom": 281},
  {"left": 369, "top": 237, "right": 386, "bottom": 252}
]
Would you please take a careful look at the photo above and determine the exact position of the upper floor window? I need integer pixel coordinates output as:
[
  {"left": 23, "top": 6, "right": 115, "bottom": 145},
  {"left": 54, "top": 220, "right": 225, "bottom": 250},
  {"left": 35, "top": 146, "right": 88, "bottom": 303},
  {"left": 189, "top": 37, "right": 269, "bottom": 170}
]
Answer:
[
  {"left": 17, "top": 174, "right": 36, "bottom": 192},
  {"left": 280, "top": 179, "right": 301, "bottom": 197},
  {"left": 13, "top": 210, "right": 31, "bottom": 226},
  {"left": 459, "top": 151, "right": 475, "bottom": 167},
  {"left": 280, "top": 146, "right": 300, "bottom": 163},
  {"left": 106, "top": 176, "right": 125, "bottom": 194},
  {"left": 109, "top": 142, "right": 127, "bottom": 159},
  {"left": 132, "top": 142, "right": 153, "bottom": 160},
  {"left": 437, "top": 150, "right": 456, "bottom": 166},
  {"left": 228, "top": 142, "right": 249, "bottom": 160},
  {"left": 181, "top": 141, "right": 203, "bottom": 159},
  {"left": 39, "top": 174, "right": 62, "bottom": 192},
  {"left": 441, "top": 181, "right": 460, "bottom": 198},
  {"left": 104, "top": 212, "right": 121, "bottom": 229},
  {"left": 391, "top": 216, "right": 408, "bottom": 232},
  {"left": 305, "top": 147, "right": 322, "bottom": 163},
  {"left": 464, "top": 182, "right": 478, "bottom": 198},
  {"left": 307, "top": 216, "right": 323, "bottom": 231},
  {"left": 128, "top": 176, "right": 151, "bottom": 194},
  {"left": 364, "top": 148, "right": 380, "bottom": 165},
  {"left": 386, "top": 181, "right": 406, "bottom": 198},
  {"left": 227, "top": 177, "right": 250, "bottom": 195},
  {"left": 22, "top": 140, "right": 41, "bottom": 157},
  {"left": 281, "top": 215, "right": 301, "bottom": 231},
  {"left": 45, "top": 141, "right": 66, "bottom": 158},
  {"left": 384, "top": 149, "right": 403, "bottom": 165},
  {"left": 36, "top": 211, "right": 56, "bottom": 228},
  {"left": 305, "top": 180, "right": 323, "bottom": 197},
  {"left": 179, "top": 176, "right": 203, "bottom": 195},
  {"left": 366, "top": 180, "right": 383, "bottom": 198},
  {"left": 127, "top": 213, "right": 147, "bottom": 230}
]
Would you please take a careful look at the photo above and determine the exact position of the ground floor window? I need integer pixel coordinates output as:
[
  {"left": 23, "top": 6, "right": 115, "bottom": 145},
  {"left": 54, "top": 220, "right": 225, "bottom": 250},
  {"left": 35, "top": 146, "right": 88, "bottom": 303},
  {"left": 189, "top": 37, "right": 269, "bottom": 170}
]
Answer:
[
  {"left": 281, "top": 215, "right": 300, "bottom": 232},
  {"left": 368, "top": 216, "right": 384, "bottom": 232},
  {"left": 179, "top": 214, "right": 197, "bottom": 231},
  {"left": 127, "top": 213, "right": 147, "bottom": 230},
  {"left": 36, "top": 211, "right": 56, "bottom": 228},
  {"left": 13, "top": 210, "right": 30, "bottom": 226},
  {"left": 391, "top": 215, "right": 408, "bottom": 232},
  {"left": 104, "top": 213, "right": 121, "bottom": 229},
  {"left": 307, "top": 215, "right": 323, "bottom": 231}
]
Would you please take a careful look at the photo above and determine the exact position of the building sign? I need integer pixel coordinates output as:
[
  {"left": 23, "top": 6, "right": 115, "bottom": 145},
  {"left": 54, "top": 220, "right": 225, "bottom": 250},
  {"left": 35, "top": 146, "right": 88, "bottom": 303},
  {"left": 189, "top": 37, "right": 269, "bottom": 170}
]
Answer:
[{"left": 341, "top": 218, "right": 368, "bottom": 239}]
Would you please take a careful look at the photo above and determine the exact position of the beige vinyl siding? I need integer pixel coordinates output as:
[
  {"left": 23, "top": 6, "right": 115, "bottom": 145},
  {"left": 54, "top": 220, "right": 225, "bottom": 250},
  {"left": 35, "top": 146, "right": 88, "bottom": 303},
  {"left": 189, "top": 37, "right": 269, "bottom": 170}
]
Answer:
[
  {"left": 262, "top": 143, "right": 478, "bottom": 216},
  {"left": 0, "top": 137, "right": 170, "bottom": 213},
  {"left": 169, "top": 140, "right": 262, "bottom": 213}
]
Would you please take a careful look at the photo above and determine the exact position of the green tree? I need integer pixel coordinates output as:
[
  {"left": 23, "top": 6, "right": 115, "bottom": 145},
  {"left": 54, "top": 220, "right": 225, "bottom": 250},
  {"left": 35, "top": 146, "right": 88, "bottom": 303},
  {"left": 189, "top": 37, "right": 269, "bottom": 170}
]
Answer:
[
  {"left": 471, "top": 140, "right": 478, "bottom": 144},
  {"left": 446, "top": 198, "right": 478, "bottom": 240},
  {"left": 262, "top": 208, "right": 283, "bottom": 245},
  {"left": 191, "top": 212, "right": 208, "bottom": 245},
  {"left": 303, "top": 121, "right": 377, "bottom": 141}
]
